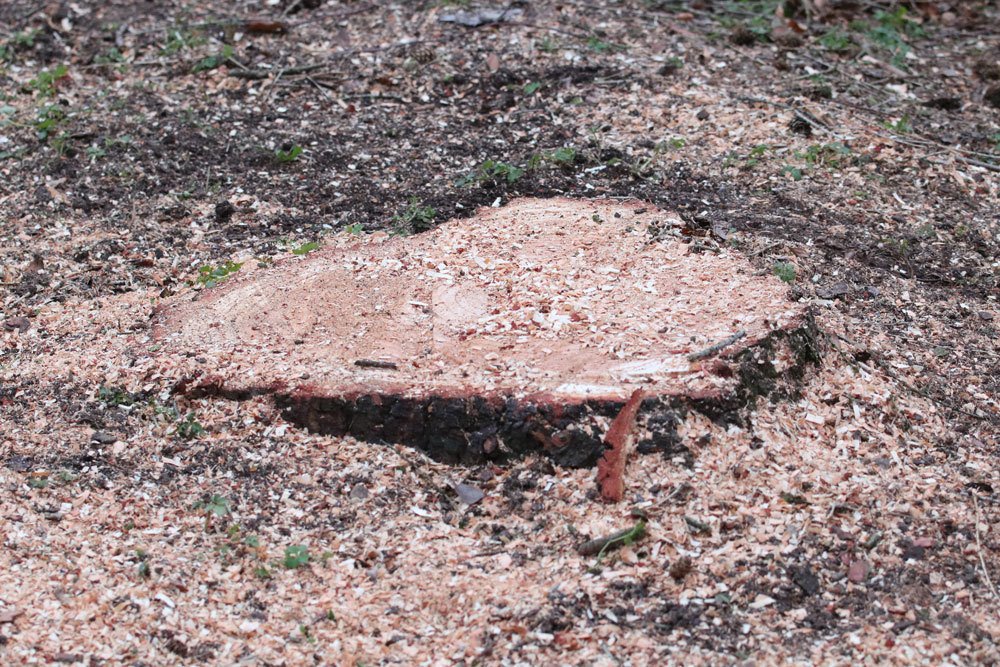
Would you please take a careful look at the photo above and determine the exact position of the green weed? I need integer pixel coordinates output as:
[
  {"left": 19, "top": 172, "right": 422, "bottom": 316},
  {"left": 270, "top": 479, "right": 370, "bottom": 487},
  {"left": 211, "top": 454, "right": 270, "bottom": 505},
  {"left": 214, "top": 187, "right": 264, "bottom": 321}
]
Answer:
[
  {"left": 291, "top": 241, "right": 320, "bottom": 255},
  {"left": 745, "top": 144, "right": 770, "bottom": 168},
  {"left": 854, "top": 7, "right": 925, "bottom": 67},
  {"left": 161, "top": 27, "right": 207, "bottom": 56},
  {"left": 798, "top": 142, "right": 851, "bottom": 168},
  {"left": 197, "top": 260, "right": 243, "bottom": 287},
  {"left": 192, "top": 45, "right": 234, "bottom": 73},
  {"left": 34, "top": 104, "right": 66, "bottom": 140},
  {"left": 773, "top": 261, "right": 796, "bottom": 283},
  {"left": 394, "top": 199, "right": 437, "bottom": 232},
  {"left": 27, "top": 65, "right": 69, "bottom": 97},
  {"left": 275, "top": 144, "right": 303, "bottom": 163},
  {"left": 283, "top": 545, "right": 311, "bottom": 569},
  {"left": 537, "top": 37, "right": 558, "bottom": 53},
  {"left": 0, "top": 29, "right": 40, "bottom": 62},
  {"left": 595, "top": 518, "right": 646, "bottom": 563},
  {"left": 780, "top": 165, "right": 803, "bottom": 181},
  {"left": 200, "top": 494, "right": 230, "bottom": 517},
  {"left": 585, "top": 37, "right": 626, "bottom": 53},
  {"left": 98, "top": 384, "right": 135, "bottom": 406},
  {"left": 458, "top": 159, "right": 525, "bottom": 187},
  {"left": 818, "top": 29, "right": 854, "bottom": 52},
  {"left": 176, "top": 413, "right": 205, "bottom": 440},
  {"left": 883, "top": 115, "right": 912, "bottom": 134}
]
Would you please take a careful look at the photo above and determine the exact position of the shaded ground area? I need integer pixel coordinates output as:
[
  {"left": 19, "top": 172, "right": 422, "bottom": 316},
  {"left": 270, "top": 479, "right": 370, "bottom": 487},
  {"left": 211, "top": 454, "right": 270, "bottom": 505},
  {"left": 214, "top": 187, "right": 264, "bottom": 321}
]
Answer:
[{"left": 0, "top": 1, "right": 998, "bottom": 665}]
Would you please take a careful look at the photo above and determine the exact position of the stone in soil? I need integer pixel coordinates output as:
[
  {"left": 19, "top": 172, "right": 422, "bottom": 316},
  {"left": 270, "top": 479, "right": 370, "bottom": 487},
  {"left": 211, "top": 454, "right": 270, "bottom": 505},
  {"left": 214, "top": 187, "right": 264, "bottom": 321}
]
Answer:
[{"left": 155, "top": 198, "right": 819, "bottom": 465}]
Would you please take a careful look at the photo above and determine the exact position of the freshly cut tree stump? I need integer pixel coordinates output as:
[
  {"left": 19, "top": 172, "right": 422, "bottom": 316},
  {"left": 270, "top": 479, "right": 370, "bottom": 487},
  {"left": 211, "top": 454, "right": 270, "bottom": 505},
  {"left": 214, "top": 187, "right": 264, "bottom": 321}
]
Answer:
[{"left": 155, "top": 198, "right": 819, "bottom": 466}]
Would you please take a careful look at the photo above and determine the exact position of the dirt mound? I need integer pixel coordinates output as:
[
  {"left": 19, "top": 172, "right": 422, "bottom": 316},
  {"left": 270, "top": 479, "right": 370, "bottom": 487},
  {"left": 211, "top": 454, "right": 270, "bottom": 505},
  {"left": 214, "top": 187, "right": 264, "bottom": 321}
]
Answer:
[{"left": 156, "top": 198, "right": 818, "bottom": 464}]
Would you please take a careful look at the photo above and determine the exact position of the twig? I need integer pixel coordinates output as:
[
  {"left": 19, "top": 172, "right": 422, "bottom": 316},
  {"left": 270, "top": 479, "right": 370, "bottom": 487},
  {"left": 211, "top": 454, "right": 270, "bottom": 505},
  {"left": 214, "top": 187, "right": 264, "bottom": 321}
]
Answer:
[
  {"left": 354, "top": 359, "right": 398, "bottom": 370},
  {"left": 305, "top": 75, "right": 333, "bottom": 100},
  {"left": 229, "top": 63, "right": 323, "bottom": 80},
  {"left": 281, "top": 0, "right": 302, "bottom": 18},
  {"left": 342, "top": 93, "right": 406, "bottom": 103},
  {"left": 687, "top": 330, "right": 746, "bottom": 361},
  {"left": 876, "top": 132, "right": 1000, "bottom": 173},
  {"left": 734, "top": 96, "right": 834, "bottom": 133},
  {"left": 577, "top": 519, "right": 646, "bottom": 557},
  {"left": 973, "top": 495, "right": 998, "bottom": 601},
  {"left": 262, "top": 67, "right": 286, "bottom": 106}
]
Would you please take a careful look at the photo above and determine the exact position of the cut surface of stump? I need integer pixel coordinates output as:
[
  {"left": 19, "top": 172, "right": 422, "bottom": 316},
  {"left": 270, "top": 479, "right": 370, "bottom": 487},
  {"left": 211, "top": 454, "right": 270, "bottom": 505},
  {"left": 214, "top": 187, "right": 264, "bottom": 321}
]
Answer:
[{"left": 155, "top": 198, "right": 819, "bottom": 465}]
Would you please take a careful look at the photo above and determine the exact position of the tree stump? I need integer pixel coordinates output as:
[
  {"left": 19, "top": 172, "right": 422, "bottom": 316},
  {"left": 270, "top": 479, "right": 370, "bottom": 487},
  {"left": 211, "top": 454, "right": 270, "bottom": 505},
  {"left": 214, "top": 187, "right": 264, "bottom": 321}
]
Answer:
[{"left": 155, "top": 198, "right": 820, "bottom": 466}]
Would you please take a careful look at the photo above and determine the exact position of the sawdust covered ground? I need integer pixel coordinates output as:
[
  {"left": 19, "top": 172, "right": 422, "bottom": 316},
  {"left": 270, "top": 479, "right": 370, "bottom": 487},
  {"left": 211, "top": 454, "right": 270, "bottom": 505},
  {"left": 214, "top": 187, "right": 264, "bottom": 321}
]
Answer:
[{"left": 1, "top": 1, "right": 998, "bottom": 665}]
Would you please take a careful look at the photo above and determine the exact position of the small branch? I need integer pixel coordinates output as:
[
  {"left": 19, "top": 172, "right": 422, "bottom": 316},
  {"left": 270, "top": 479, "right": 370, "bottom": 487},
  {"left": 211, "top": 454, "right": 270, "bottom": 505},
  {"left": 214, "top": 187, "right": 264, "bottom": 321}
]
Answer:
[
  {"left": 354, "top": 359, "right": 398, "bottom": 370},
  {"left": 577, "top": 519, "right": 646, "bottom": 557},
  {"left": 973, "top": 495, "right": 999, "bottom": 601},
  {"left": 876, "top": 132, "right": 1000, "bottom": 173},
  {"left": 734, "top": 96, "right": 834, "bottom": 133},
  {"left": 229, "top": 63, "right": 323, "bottom": 80},
  {"left": 687, "top": 330, "right": 746, "bottom": 361},
  {"left": 595, "top": 388, "right": 644, "bottom": 503}
]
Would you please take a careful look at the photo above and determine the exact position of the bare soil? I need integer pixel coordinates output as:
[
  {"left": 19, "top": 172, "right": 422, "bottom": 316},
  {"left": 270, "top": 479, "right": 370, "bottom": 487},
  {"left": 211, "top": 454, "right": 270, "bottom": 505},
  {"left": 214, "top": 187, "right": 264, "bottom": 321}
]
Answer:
[{"left": 0, "top": 1, "right": 997, "bottom": 665}]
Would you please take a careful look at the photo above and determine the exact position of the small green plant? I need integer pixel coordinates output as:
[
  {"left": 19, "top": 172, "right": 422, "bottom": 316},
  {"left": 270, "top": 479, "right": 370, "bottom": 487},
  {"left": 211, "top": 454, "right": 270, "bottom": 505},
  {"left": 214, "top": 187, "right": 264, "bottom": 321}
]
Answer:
[
  {"left": 200, "top": 494, "right": 230, "bottom": 517},
  {"left": 94, "top": 47, "right": 125, "bottom": 66},
  {"left": 799, "top": 142, "right": 851, "bottom": 168},
  {"left": 98, "top": 384, "right": 134, "bottom": 406},
  {"left": 528, "top": 147, "right": 577, "bottom": 170},
  {"left": 254, "top": 565, "right": 271, "bottom": 579},
  {"left": 394, "top": 199, "right": 437, "bottom": 232},
  {"left": 0, "top": 29, "right": 39, "bottom": 62},
  {"left": 27, "top": 476, "right": 48, "bottom": 489},
  {"left": 855, "top": 7, "right": 925, "bottom": 67},
  {"left": 343, "top": 223, "right": 364, "bottom": 235},
  {"left": 299, "top": 625, "right": 316, "bottom": 644},
  {"left": 34, "top": 105, "right": 66, "bottom": 140},
  {"left": 773, "top": 261, "right": 796, "bottom": 283},
  {"left": 547, "top": 146, "right": 577, "bottom": 166},
  {"left": 458, "top": 159, "right": 524, "bottom": 187},
  {"left": 586, "top": 37, "right": 625, "bottom": 53},
  {"left": 275, "top": 144, "right": 303, "bottom": 163},
  {"left": 744, "top": 144, "right": 770, "bottom": 168},
  {"left": 780, "top": 165, "right": 803, "bottom": 181},
  {"left": 284, "top": 545, "right": 311, "bottom": 569},
  {"left": 883, "top": 115, "right": 912, "bottom": 134},
  {"left": 197, "top": 260, "right": 243, "bottom": 287},
  {"left": 136, "top": 549, "right": 151, "bottom": 579},
  {"left": 192, "top": 45, "right": 235, "bottom": 73},
  {"left": 537, "top": 36, "right": 558, "bottom": 53},
  {"left": 522, "top": 81, "right": 541, "bottom": 95},
  {"left": 595, "top": 518, "right": 646, "bottom": 563},
  {"left": 26, "top": 64, "right": 68, "bottom": 97},
  {"left": 176, "top": 413, "right": 205, "bottom": 440},
  {"left": 161, "top": 27, "right": 207, "bottom": 56},
  {"left": 86, "top": 146, "right": 107, "bottom": 162},
  {"left": 291, "top": 241, "right": 320, "bottom": 256},
  {"left": 818, "top": 29, "right": 854, "bottom": 53}
]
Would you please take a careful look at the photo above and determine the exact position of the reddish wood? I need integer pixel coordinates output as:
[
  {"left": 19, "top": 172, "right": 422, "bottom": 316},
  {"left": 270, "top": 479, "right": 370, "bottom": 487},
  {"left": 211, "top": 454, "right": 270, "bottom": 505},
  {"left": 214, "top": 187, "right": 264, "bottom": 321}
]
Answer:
[
  {"left": 596, "top": 388, "right": 645, "bottom": 503},
  {"left": 243, "top": 20, "right": 288, "bottom": 34}
]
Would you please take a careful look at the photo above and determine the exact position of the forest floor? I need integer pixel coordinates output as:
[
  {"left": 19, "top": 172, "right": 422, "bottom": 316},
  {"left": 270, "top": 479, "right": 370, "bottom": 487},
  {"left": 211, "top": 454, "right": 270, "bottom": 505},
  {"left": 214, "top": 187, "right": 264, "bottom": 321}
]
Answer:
[{"left": 0, "top": 1, "right": 998, "bottom": 665}]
